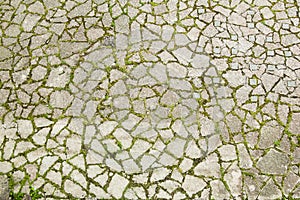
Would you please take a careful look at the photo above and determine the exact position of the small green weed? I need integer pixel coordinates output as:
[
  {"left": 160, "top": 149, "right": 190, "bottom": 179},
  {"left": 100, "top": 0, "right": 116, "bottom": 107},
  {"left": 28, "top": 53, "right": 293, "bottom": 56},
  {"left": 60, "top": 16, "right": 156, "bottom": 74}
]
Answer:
[
  {"left": 10, "top": 186, "right": 43, "bottom": 200},
  {"left": 274, "top": 140, "right": 281, "bottom": 147},
  {"left": 9, "top": 176, "right": 43, "bottom": 200},
  {"left": 9, "top": 191, "right": 24, "bottom": 200},
  {"left": 30, "top": 185, "right": 43, "bottom": 199}
]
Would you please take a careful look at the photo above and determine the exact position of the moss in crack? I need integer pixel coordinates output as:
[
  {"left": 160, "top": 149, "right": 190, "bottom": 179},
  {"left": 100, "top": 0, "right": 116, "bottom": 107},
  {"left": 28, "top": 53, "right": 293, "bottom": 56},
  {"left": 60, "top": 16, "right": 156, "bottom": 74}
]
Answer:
[
  {"left": 9, "top": 176, "right": 43, "bottom": 200},
  {"left": 116, "top": 140, "right": 123, "bottom": 149},
  {"left": 28, "top": 186, "right": 43, "bottom": 200},
  {"left": 8, "top": 174, "right": 25, "bottom": 200},
  {"left": 274, "top": 140, "right": 281, "bottom": 147}
]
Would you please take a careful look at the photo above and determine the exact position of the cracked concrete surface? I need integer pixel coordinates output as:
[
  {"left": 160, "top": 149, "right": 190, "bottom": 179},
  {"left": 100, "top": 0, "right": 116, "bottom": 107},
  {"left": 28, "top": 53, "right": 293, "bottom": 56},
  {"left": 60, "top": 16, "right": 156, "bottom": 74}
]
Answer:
[{"left": 0, "top": 0, "right": 300, "bottom": 199}]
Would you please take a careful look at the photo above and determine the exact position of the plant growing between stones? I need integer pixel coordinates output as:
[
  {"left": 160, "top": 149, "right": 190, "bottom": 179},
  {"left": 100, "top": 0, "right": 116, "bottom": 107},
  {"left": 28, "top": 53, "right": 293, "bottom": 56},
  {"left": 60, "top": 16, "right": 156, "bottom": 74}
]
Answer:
[
  {"left": 9, "top": 176, "right": 43, "bottom": 200},
  {"left": 10, "top": 186, "right": 43, "bottom": 200}
]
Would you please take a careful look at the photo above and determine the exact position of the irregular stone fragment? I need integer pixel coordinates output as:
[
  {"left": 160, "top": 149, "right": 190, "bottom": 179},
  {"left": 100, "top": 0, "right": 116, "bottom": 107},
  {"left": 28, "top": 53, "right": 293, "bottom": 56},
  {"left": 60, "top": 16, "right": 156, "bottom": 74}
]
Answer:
[
  {"left": 260, "top": 7, "right": 274, "bottom": 19},
  {"left": 122, "top": 159, "right": 140, "bottom": 174},
  {"left": 256, "top": 149, "right": 289, "bottom": 174},
  {"left": 46, "top": 67, "right": 70, "bottom": 88},
  {"left": 17, "top": 120, "right": 33, "bottom": 138},
  {"left": 169, "top": 79, "right": 191, "bottom": 90},
  {"left": 130, "top": 140, "right": 151, "bottom": 159},
  {"left": 185, "top": 140, "right": 203, "bottom": 159},
  {"left": 224, "top": 162, "right": 242, "bottom": 197},
  {"left": 22, "top": 14, "right": 41, "bottom": 32},
  {"left": 150, "top": 168, "right": 171, "bottom": 182},
  {"left": 50, "top": 90, "right": 73, "bottom": 109},
  {"left": 46, "top": 170, "right": 62, "bottom": 186},
  {"left": 140, "top": 155, "right": 156, "bottom": 171},
  {"left": 202, "top": 24, "right": 218, "bottom": 37},
  {"left": 219, "top": 144, "right": 237, "bottom": 161},
  {"left": 149, "top": 63, "right": 168, "bottom": 83},
  {"left": 99, "top": 121, "right": 118, "bottom": 136},
  {"left": 211, "top": 180, "right": 230, "bottom": 199},
  {"left": 64, "top": 180, "right": 86, "bottom": 198},
  {"left": 182, "top": 175, "right": 206, "bottom": 197},
  {"left": 261, "top": 73, "right": 279, "bottom": 92},
  {"left": 194, "top": 153, "right": 220, "bottom": 178},
  {"left": 115, "top": 15, "right": 130, "bottom": 34},
  {"left": 110, "top": 80, "right": 127, "bottom": 95},
  {"left": 0, "top": 47, "right": 11, "bottom": 61},
  {"left": 166, "top": 138, "right": 186, "bottom": 158},
  {"left": 160, "top": 90, "right": 179, "bottom": 106},
  {"left": 175, "top": 34, "right": 190, "bottom": 46},
  {"left": 258, "top": 180, "right": 282, "bottom": 199},
  {"left": 0, "top": 162, "right": 12, "bottom": 173},
  {"left": 173, "top": 47, "right": 193, "bottom": 64},
  {"left": 39, "top": 156, "right": 59, "bottom": 175},
  {"left": 34, "top": 117, "right": 54, "bottom": 128},
  {"left": 283, "top": 171, "right": 300, "bottom": 195},
  {"left": 228, "top": 12, "right": 246, "bottom": 26},
  {"left": 28, "top": 1, "right": 45, "bottom": 14},
  {"left": 68, "top": 1, "right": 92, "bottom": 18},
  {"left": 83, "top": 100, "right": 98, "bottom": 121},
  {"left": 113, "top": 128, "right": 132, "bottom": 149},
  {"left": 237, "top": 144, "right": 253, "bottom": 168},
  {"left": 191, "top": 54, "right": 210, "bottom": 70},
  {"left": 107, "top": 174, "right": 129, "bottom": 199},
  {"left": 290, "top": 113, "right": 300, "bottom": 134},
  {"left": 167, "top": 63, "right": 187, "bottom": 78},
  {"left": 282, "top": 34, "right": 300, "bottom": 46},
  {"left": 113, "top": 96, "right": 130, "bottom": 109},
  {"left": 258, "top": 122, "right": 282, "bottom": 149},
  {"left": 33, "top": 128, "right": 49, "bottom": 145}
]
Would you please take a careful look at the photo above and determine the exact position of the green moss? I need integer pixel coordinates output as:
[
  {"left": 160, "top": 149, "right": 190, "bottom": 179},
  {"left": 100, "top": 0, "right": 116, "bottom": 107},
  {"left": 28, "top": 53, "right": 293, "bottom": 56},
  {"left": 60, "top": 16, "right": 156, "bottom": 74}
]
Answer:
[
  {"left": 274, "top": 140, "right": 281, "bottom": 147},
  {"left": 105, "top": 66, "right": 112, "bottom": 73},
  {"left": 10, "top": 191, "right": 25, "bottom": 200},
  {"left": 242, "top": 171, "right": 255, "bottom": 178},
  {"left": 118, "top": 65, "right": 128, "bottom": 73},
  {"left": 116, "top": 140, "right": 122, "bottom": 149},
  {"left": 9, "top": 175, "right": 43, "bottom": 200},
  {"left": 29, "top": 186, "right": 43, "bottom": 200},
  {"left": 150, "top": 2, "right": 159, "bottom": 6}
]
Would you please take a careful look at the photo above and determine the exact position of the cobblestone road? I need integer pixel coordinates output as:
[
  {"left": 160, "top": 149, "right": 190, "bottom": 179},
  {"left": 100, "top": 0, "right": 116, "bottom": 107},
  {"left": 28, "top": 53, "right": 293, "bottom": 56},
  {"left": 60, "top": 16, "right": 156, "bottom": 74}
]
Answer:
[{"left": 0, "top": 0, "right": 300, "bottom": 199}]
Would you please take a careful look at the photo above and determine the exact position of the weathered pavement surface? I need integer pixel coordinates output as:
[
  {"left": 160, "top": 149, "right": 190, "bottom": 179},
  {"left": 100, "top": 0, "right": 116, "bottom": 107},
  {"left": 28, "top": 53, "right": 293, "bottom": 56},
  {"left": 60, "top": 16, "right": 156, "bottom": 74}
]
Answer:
[{"left": 0, "top": 0, "right": 300, "bottom": 199}]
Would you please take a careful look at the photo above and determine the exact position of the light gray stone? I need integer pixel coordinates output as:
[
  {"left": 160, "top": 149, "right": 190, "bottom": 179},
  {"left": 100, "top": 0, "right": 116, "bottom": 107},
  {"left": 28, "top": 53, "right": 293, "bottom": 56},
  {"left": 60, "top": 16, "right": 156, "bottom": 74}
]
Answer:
[
  {"left": 0, "top": 175, "right": 9, "bottom": 200},
  {"left": 0, "top": 47, "right": 11, "bottom": 61},
  {"left": 237, "top": 144, "right": 253, "bottom": 168},
  {"left": 211, "top": 180, "right": 230, "bottom": 199},
  {"left": 182, "top": 175, "right": 206, "bottom": 197},
  {"left": 113, "top": 128, "right": 132, "bottom": 149},
  {"left": 122, "top": 159, "right": 140, "bottom": 174},
  {"left": 167, "top": 63, "right": 187, "bottom": 78},
  {"left": 22, "top": 14, "right": 41, "bottom": 32},
  {"left": 191, "top": 54, "right": 210, "bottom": 69},
  {"left": 46, "top": 67, "right": 70, "bottom": 88},
  {"left": 107, "top": 174, "right": 129, "bottom": 199},
  {"left": 113, "top": 96, "right": 130, "bottom": 109},
  {"left": 194, "top": 153, "right": 220, "bottom": 178},
  {"left": 256, "top": 149, "right": 289, "bottom": 174},
  {"left": 170, "top": 79, "right": 191, "bottom": 91},
  {"left": 50, "top": 90, "right": 73, "bottom": 108},
  {"left": 17, "top": 120, "right": 33, "bottom": 138},
  {"left": 130, "top": 139, "right": 151, "bottom": 159},
  {"left": 219, "top": 144, "right": 237, "bottom": 161},
  {"left": 150, "top": 168, "right": 171, "bottom": 182},
  {"left": 64, "top": 180, "right": 86, "bottom": 198},
  {"left": 160, "top": 90, "right": 179, "bottom": 106},
  {"left": 0, "top": 162, "right": 12, "bottom": 173},
  {"left": 166, "top": 138, "right": 186, "bottom": 158}
]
